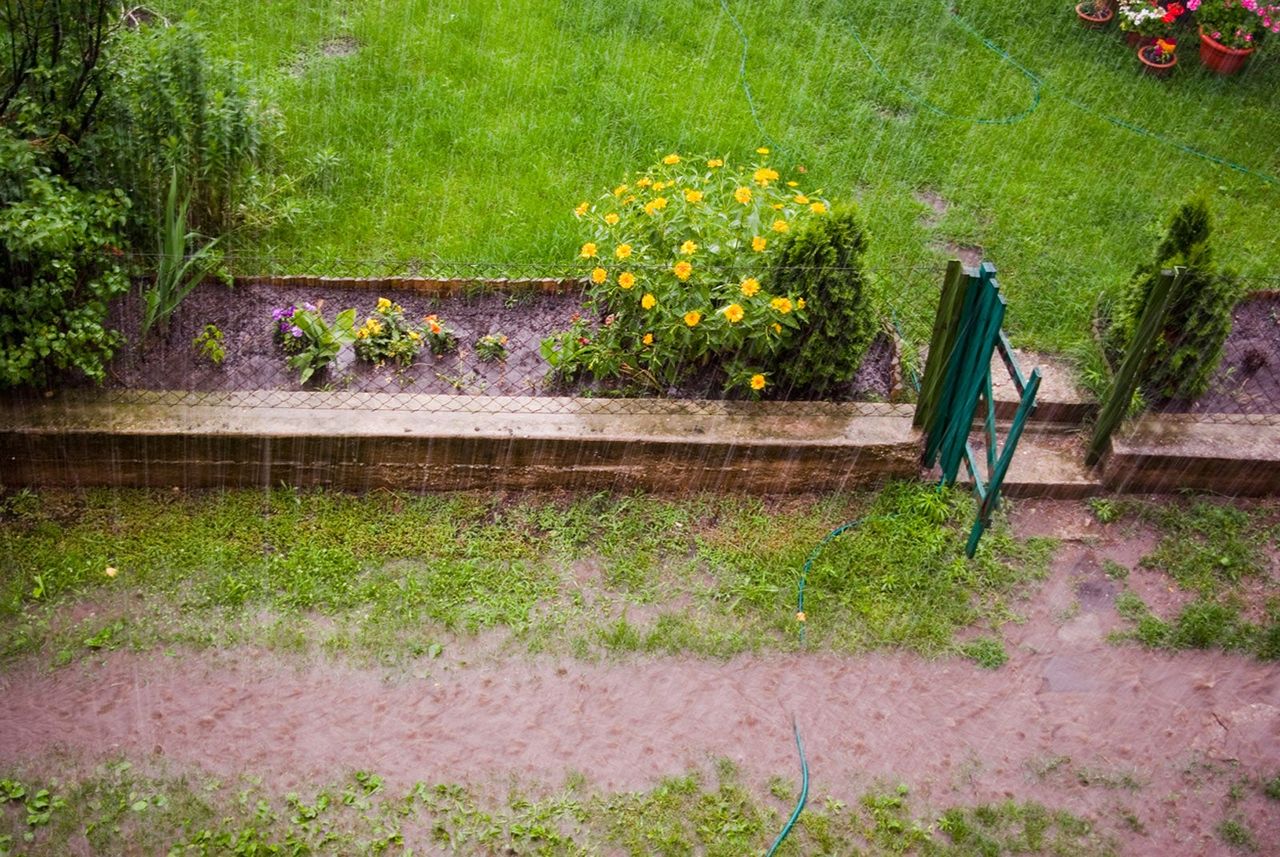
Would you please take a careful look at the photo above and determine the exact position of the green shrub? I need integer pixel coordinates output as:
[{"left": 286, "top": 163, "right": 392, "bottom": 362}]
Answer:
[
  {"left": 769, "top": 204, "right": 876, "bottom": 395},
  {"left": 1108, "top": 198, "right": 1237, "bottom": 401},
  {"left": 0, "top": 134, "right": 130, "bottom": 387},
  {"left": 277, "top": 306, "right": 356, "bottom": 384}
]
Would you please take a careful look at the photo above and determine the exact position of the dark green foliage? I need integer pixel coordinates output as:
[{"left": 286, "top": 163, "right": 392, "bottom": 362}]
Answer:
[
  {"left": 1108, "top": 198, "right": 1237, "bottom": 401},
  {"left": 770, "top": 204, "right": 877, "bottom": 395},
  {"left": 0, "top": 133, "right": 130, "bottom": 386}
]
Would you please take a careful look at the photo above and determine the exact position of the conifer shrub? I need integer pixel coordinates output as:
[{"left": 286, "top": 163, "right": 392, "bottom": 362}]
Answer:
[{"left": 769, "top": 204, "right": 877, "bottom": 395}]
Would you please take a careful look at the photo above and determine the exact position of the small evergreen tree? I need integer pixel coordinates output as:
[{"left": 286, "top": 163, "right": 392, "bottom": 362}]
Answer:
[
  {"left": 1110, "top": 198, "right": 1237, "bottom": 401},
  {"left": 769, "top": 204, "right": 877, "bottom": 395}
]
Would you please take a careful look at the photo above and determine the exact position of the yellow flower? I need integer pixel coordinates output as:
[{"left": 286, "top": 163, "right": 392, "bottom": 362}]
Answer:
[
  {"left": 772, "top": 203, "right": 784, "bottom": 210},
  {"left": 355, "top": 328, "right": 368, "bottom": 339},
  {"left": 673, "top": 260, "right": 693, "bottom": 281},
  {"left": 580, "top": 242, "right": 598, "bottom": 258},
  {"left": 376, "top": 297, "right": 392, "bottom": 312},
  {"left": 772, "top": 219, "right": 790, "bottom": 233},
  {"left": 408, "top": 331, "right": 421, "bottom": 341},
  {"left": 680, "top": 240, "right": 698, "bottom": 255},
  {"left": 618, "top": 271, "right": 636, "bottom": 290},
  {"left": 623, "top": 195, "right": 636, "bottom": 205},
  {"left": 723, "top": 303, "right": 745, "bottom": 323},
  {"left": 637, "top": 176, "right": 653, "bottom": 188},
  {"left": 591, "top": 267, "right": 608, "bottom": 284},
  {"left": 614, "top": 184, "right": 628, "bottom": 197},
  {"left": 574, "top": 201, "right": 589, "bottom": 218},
  {"left": 750, "top": 373, "right": 766, "bottom": 390},
  {"left": 663, "top": 153, "right": 681, "bottom": 165},
  {"left": 810, "top": 202, "right": 827, "bottom": 215},
  {"left": 104, "top": 566, "right": 118, "bottom": 578},
  {"left": 751, "top": 236, "right": 767, "bottom": 252},
  {"left": 787, "top": 181, "right": 799, "bottom": 187},
  {"left": 615, "top": 243, "right": 633, "bottom": 260},
  {"left": 641, "top": 293, "right": 657, "bottom": 310},
  {"left": 683, "top": 310, "right": 702, "bottom": 327},
  {"left": 797, "top": 297, "right": 806, "bottom": 309},
  {"left": 642, "top": 333, "right": 654, "bottom": 346},
  {"left": 794, "top": 194, "right": 810, "bottom": 204},
  {"left": 753, "top": 167, "right": 779, "bottom": 186},
  {"left": 707, "top": 158, "right": 724, "bottom": 168},
  {"left": 652, "top": 181, "right": 669, "bottom": 191},
  {"left": 643, "top": 197, "right": 668, "bottom": 216},
  {"left": 366, "top": 318, "right": 384, "bottom": 334},
  {"left": 772, "top": 322, "right": 782, "bottom": 333},
  {"left": 771, "top": 296, "right": 793, "bottom": 314},
  {"left": 756, "top": 147, "right": 770, "bottom": 155},
  {"left": 684, "top": 189, "right": 703, "bottom": 203},
  {"left": 740, "top": 277, "right": 760, "bottom": 297},
  {"left": 605, "top": 212, "right": 620, "bottom": 225},
  {"left": 734, "top": 187, "right": 752, "bottom": 205}
]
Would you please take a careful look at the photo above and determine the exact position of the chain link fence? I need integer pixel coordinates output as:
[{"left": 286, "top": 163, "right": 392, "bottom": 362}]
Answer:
[{"left": 64, "top": 254, "right": 938, "bottom": 414}]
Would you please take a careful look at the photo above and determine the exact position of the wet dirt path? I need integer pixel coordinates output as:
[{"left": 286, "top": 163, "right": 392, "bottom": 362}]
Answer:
[{"left": 2, "top": 503, "right": 1278, "bottom": 854}]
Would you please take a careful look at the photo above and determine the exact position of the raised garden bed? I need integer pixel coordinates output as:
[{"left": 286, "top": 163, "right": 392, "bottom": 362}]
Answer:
[{"left": 94, "top": 277, "right": 898, "bottom": 403}]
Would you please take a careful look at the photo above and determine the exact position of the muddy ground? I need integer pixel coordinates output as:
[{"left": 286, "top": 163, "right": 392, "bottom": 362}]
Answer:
[{"left": 1, "top": 500, "right": 1277, "bottom": 855}]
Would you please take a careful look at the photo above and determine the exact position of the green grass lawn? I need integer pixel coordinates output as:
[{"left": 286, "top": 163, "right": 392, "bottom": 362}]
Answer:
[{"left": 157, "top": 0, "right": 1280, "bottom": 351}]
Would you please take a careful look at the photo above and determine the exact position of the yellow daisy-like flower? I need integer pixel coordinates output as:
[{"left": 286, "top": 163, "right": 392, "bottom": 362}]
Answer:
[
  {"left": 810, "top": 202, "right": 827, "bottom": 215},
  {"left": 751, "top": 236, "right": 767, "bottom": 252},
  {"left": 376, "top": 297, "right": 392, "bottom": 312},
  {"left": 580, "top": 242, "right": 598, "bottom": 258},
  {"left": 356, "top": 328, "right": 368, "bottom": 339},
  {"left": 740, "top": 277, "right": 760, "bottom": 297},
  {"left": 794, "top": 194, "right": 810, "bottom": 205},
  {"left": 771, "top": 296, "right": 793, "bottom": 314},
  {"left": 756, "top": 147, "right": 770, "bottom": 155},
  {"left": 642, "top": 293, "right": 657, "bottom": 310},
  {"left": 772, "top": 219, "right": 790, "bottom": 233},
  {"left": 574, "top": 201, "right": 589, "bottom": 218},
  {"left": 605, "top": 212, "right": 620, "bottom": 225},
  {"left": 637, "top": 176, "right": 653, "bottom": 188},
  {"left": 616, "top": 243, "right": 633, "bottom": 260},
  {"left": 642, "top": 332, "right": 654, "bottom": 346},
  {"left": 772, "top": 203, "right": 784, "bottom": 210},
  {"left": 753, "top": 167, "right": 779, "bottom": 186},
  {"left": 723, "top": 303, "right": 745, "bottom": 323},
  {"left": 408, "top": 331, "right": 421, "bottom": 341},
  {"left": 652, "top": 181, "right": 669, "bottom": 191},
  {"left": 751, "top": 373, "right": 766, "bottom": 390},
  {"left": 673, "top": 260, "right": 693, "bottom": 281},
  {"left": 772, "top": 322, "right": 782, "bottom": 333},
  {"left": 652, "top": 196, "right": 668, "bottom": 210},
  {"left": 366, "top": 318, "right": 384, "bottom": 335},
  {"left": 797, "top": 297, "right": 806, "bottom": 310},
  {"left": 623, "top": 195, "right": 636, "bottom": 205},
  {"left": 680, "top": 240, "right": 698, "bottom": 255},
  {"left": 613, "top": 184, "right": 628, "bottom": 197},
  {"left": 787, "top": 181, "right": 799, "bottom": 187},
  {"left": 734, "top": 187, "right": 752, "bottom": 205},
  {"left": 591, "top": 267, "right": 608, "bottom": 284},
  {"left": 663, "top": 153, "right": 681, "bottom": 165},
  {"left": 683, "top": 310, "right": 702, "bottom": 327},
  {"left": 684, "top": 189, "right": 703, "bottom": 203},
  {"left": 618, "top": 271, "right": 636, "bottom": 290},
  {"left": 707, "top": 158, "right": 724, "bottom": 168}
]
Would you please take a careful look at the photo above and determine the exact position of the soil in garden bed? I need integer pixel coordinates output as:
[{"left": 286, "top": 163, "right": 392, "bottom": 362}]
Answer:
[
  {"left": 1158, "top": 293, "right": 1280, "bottom": 416},
  {"left": 95, "top": 280, "right": 895, "bottom": 401}
]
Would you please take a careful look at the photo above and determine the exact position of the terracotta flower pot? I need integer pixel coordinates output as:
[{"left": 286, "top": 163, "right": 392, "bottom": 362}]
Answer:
[
  {"left": 1124, "top": 30, "right": 1155, "bottom": 47},
  {"left": 1137, "top": 44, "right": 1177, "bottom": 78},
  {"left": 1076, "top": 2, "right": 1114, "bottom": 28},
  {"left": 1199, "top": 28, "right": 1254, "bottom": 75}
]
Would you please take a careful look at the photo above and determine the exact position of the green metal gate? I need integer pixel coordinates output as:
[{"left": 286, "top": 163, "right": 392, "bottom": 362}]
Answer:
[{"left": 915, "top": 261, "right": 1042, "bottom": 557}]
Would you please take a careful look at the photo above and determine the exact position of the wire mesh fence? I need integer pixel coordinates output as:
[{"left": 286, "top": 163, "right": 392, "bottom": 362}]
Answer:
[{"left": 69, "top": 254, "right": 930, "bottom": 414}]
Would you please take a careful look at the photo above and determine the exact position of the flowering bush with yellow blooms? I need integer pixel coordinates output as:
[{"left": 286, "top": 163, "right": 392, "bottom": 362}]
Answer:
[
  {"left": 353, "top": 297, "right": 427, "bottom": 367},
  {"left": 546, "top": 150, "right": 843, "bottom": 395}
]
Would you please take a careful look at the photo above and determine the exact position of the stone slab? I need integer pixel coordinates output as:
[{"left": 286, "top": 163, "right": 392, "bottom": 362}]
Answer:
[
  {"left": 956, "top": 426, "right": 1102, "bottom": 500},
  {"left": 990, "top": 349, "right": 1097, "bottom": 424},
  {"left": 0, "top": 392, "right": 922, "bottom": 493},
  {"left": 1104, "top": 413, "right": 1280, "bottom": 496}
]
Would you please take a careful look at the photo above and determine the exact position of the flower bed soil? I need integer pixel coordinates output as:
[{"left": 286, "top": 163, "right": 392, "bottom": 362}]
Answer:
[
  {"left": 1161, "top": 292, "right": 1280, "bottom": 415},
  {"left": 97, "top": 279, "right": 895, "bottom": 401}
]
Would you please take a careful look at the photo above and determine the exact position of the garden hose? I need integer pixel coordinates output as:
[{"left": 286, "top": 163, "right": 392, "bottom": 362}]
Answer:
[{"left": 717, "top": 0, "right": 1279, "bottom": 185}]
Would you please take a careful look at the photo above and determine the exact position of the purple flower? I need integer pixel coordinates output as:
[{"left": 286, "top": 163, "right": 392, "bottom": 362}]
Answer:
[
  {"left": 303, "top": 302, "right": 316, "bottom": 312},
  {"left": 290, "top": 326, "right": 304, "bottom": 338}
]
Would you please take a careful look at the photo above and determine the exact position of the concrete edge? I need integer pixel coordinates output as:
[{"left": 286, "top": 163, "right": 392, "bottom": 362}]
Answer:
[{"left": 1103, "top": 413, "right": 1280, "bottom": 496}]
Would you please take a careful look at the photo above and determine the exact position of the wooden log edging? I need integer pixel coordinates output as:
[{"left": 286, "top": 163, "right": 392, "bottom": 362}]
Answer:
[{"left": 231, "top": 275, "right": 586, "bottom": 296}]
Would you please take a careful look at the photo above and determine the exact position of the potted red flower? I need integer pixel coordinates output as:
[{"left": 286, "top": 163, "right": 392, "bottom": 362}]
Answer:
[
  {"left": 1194, "top": 0, "right": 1280, "bottom": 74},
  {"left": 1118, "top": 0, "right": 1188, "bottom": 44},
  {"left": 1138, "top": 36, "right": 1180, "bottom": 74}
]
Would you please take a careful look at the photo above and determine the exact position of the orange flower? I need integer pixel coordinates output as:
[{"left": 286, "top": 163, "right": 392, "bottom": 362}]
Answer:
[
  {"left": 750, "top": 373, "right": 766, "bottom": 390},
  {"left": 683, "top": 310, "right": 702, "bottom": 327}
]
